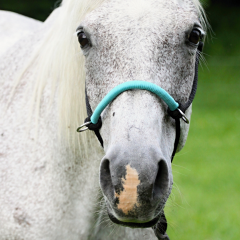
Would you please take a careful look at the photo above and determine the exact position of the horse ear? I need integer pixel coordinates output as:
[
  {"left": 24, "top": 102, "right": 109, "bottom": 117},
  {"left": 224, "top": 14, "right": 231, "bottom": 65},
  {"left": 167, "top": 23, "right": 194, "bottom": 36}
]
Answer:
[{"left": 176, "top": 105, "right": 192, "bottom": 153}]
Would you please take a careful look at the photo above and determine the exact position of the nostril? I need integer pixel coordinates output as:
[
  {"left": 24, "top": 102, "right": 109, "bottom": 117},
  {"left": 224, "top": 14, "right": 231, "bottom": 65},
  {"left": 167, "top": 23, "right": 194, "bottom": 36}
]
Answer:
[
  {"left": 100, "top": 159, "right": 114, "bottom": 200},
  {"left": 153, "top": 160, "right": 169, "bottom": 200}
]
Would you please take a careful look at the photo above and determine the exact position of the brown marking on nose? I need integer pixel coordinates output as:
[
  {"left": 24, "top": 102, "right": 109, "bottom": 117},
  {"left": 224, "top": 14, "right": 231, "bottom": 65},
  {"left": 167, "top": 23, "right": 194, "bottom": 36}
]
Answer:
[{"left": 115, "top": 164, "right": 140, "bottom": 214}]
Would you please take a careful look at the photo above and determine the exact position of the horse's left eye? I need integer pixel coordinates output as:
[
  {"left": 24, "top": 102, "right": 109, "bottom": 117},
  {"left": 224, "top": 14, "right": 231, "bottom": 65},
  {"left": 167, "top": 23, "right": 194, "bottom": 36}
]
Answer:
[
  {"left": 189, "top": 29, "right": 202, "bottom": 45},
  {"left": 77, "top": 32, "right": 90, "bottom": 48}
]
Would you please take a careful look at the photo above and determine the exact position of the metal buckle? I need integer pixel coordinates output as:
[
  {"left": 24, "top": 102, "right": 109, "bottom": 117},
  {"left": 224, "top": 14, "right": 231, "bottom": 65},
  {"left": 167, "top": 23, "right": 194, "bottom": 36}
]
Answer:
[
  {"left": 76, "top": 121, "right": 91, "bottom": 132},
  {"left": 178, "top": 109, "right": 189, "bottom": 124}
]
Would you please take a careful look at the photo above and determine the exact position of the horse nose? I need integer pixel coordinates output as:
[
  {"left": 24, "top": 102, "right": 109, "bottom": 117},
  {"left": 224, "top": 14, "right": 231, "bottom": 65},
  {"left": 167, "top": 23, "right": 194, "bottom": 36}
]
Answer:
[{"left": 99, "top": 150, "right": 170, "bottom": 221}]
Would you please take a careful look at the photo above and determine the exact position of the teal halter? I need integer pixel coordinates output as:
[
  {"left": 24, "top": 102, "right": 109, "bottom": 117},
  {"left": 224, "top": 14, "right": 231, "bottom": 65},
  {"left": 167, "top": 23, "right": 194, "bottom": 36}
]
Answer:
[
  {"left": 77, "top": 80, "right": 188, "bottom": 132},
  {"left": 90, "top": 81, "right": 179, "bottom": 124}
]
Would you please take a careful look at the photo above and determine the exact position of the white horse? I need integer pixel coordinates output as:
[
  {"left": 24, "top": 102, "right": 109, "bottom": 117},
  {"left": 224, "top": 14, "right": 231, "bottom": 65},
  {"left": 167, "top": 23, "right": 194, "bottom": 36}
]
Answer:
[{"left": 0, "top": 0, "right": 206, "bottom": 239}]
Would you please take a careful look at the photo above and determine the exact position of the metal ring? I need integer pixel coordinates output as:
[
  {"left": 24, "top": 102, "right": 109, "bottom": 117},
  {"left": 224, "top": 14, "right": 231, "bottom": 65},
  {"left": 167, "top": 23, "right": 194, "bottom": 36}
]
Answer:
[
  {"left": 76, "top": 121, "right": 91, "bottom": 132},
  {"left": 178, "top": 109, "right": 189, "bottom": 124}
]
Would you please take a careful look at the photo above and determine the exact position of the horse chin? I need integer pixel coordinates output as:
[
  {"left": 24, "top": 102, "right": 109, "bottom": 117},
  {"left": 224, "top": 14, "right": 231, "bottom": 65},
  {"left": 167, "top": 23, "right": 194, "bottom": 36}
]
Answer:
[
  {"left": 106, "top": 203, "right": 161, "bottom": 228},
  {"left": 107, "top": 212, "right": 160, "bottom": 228}
]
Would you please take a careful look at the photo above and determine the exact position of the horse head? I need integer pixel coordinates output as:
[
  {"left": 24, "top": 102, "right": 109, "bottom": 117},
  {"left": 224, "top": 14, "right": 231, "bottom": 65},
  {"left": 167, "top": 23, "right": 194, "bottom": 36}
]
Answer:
[{"left": 77, "top": 0, "right": 205, "bottom": 229}]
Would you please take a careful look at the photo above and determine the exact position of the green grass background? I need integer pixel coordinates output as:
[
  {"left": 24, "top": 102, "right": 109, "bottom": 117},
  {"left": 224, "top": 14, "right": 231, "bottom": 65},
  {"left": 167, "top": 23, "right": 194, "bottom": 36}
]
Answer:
[
  {"left": 165, "top": 17, "right": 240, "bottom": 239},
  {"left": 166, "top": 65, "right": 240, "bottom": 240}
]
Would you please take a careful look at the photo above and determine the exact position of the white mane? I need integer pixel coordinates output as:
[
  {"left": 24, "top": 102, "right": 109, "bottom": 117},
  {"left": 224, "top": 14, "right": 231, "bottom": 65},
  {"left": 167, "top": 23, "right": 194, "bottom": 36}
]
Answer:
[{"left": 13, "top": 0, "right": 207, "bottom": 152}]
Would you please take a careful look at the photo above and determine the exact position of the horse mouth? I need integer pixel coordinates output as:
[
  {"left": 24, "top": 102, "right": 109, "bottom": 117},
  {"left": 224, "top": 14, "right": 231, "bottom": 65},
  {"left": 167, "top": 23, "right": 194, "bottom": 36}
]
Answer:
[{"left": 107, "top": 211, "right": 161, "bottom": 228}]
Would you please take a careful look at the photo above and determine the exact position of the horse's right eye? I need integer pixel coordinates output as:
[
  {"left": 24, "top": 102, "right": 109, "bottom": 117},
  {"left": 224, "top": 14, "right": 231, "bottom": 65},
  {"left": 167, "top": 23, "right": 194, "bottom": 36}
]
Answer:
[
  {"left": 77, "top": 32, "right": 90, "bottom": 48},
  {"left": 188, "top": 29, "right": 202, "bottom": 45}
]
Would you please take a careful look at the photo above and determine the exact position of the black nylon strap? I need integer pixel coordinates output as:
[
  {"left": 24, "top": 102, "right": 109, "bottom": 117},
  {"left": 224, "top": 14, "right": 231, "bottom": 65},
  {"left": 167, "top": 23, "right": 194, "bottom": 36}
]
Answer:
[
  {"left": 152, "top": 211, "right": 170, "bottom": 240},
  {"left": 85, "top": 89, "right": 104, "bottom": 147},
  {"left": 93, "top": 129, "right": 104, "bottom": 147},
  {"left": 171, "top": 118, "right": 180, "bottom": 162},
  {"left": 85, "top": 88, "right": 93, "bottom": 116},
  {"left": 179, "top": 42, "right": 203, "bottom": 113},
  {"left": 169, "top": 42, "right": 203, "bottom": 161}
]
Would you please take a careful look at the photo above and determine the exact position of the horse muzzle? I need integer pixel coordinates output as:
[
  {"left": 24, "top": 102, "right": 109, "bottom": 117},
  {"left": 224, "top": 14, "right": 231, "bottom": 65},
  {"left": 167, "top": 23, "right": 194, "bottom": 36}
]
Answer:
[{"left": 100, "top": 144, "right": 171, "bottom": 227}]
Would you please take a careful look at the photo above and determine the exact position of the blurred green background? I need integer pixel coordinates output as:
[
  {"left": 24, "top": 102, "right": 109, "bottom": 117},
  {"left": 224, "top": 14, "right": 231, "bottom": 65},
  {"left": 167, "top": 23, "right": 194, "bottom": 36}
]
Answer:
[{"left": 1, "top": 0, "right": 239, "bottom": 239}]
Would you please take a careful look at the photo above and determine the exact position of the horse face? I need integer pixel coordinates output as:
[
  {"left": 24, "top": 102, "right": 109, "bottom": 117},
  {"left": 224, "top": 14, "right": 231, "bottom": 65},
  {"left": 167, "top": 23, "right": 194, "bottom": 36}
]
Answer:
[{"left": 78, "top": 0, "right": 203, "bottom": 227}]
